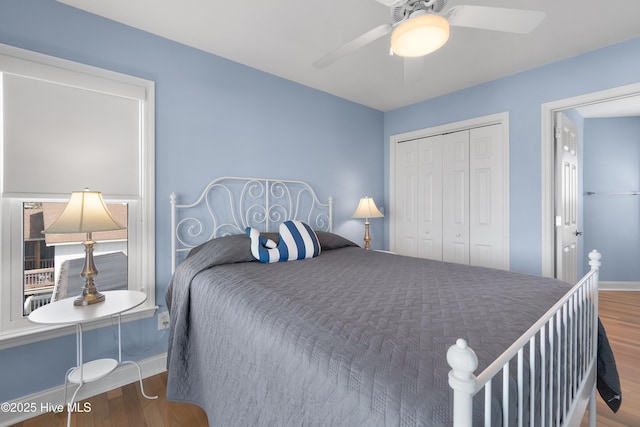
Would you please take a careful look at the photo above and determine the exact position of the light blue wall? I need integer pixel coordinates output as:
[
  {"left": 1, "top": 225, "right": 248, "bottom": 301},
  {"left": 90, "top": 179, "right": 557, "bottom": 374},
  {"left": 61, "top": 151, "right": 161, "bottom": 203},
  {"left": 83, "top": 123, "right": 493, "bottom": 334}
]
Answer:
[
  {"left": 383, "top": 37, "right": 640, "bottom": 275},
  {"left": 0, "top": 0, "right": 383, "bottom": 403},
  {"left": 583, "top": 117, "right": 640, "bottom": 281}
]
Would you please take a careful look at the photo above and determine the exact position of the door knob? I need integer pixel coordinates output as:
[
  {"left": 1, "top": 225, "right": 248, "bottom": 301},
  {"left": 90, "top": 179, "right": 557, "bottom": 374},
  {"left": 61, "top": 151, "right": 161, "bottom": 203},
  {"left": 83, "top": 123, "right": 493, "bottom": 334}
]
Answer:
[{"left": 575, "top": 231, "right": 583, "bottom": 236}]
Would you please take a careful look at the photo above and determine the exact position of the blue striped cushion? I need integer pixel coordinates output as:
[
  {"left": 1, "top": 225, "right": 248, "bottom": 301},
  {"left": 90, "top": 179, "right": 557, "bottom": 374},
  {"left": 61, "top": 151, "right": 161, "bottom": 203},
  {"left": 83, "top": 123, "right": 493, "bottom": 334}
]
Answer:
[
  {"left": 246, "top": 220, "right": 320, "bottom": 263},
  {"left": 279, "top": 220, "right": 321, "bottom": 261},
  {"left": 246, "top": 227, "right": 279, "bottom": 263}
]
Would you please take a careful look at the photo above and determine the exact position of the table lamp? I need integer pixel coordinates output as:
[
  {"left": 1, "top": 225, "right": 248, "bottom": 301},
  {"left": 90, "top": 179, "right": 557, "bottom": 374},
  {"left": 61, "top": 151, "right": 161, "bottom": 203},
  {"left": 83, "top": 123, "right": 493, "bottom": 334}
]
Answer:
[
  {"left": 43, "top": 189, "right": 124, "bottom": 305},
  {"left": 352, "top": 196, "right": 384, "bottom": 250}
]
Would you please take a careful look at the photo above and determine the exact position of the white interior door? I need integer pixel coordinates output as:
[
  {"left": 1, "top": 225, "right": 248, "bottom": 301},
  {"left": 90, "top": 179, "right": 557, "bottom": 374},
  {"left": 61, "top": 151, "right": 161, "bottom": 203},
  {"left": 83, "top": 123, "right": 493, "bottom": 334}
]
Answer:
[
  {"left": 390, "top": 113, "right": 509, "bottom": 268},
  {"left": 394, "top": 140, "right": 419, "bottom": 256},
  {"left": 442, "top": 130, "right": 470, "bottom": 264},
  {"left": 418, "top": 136, "right": 443, "bottom": 260},
  {"left": 555, "top": 112, "right": 579, "bottom": 284},
  {"left": 469, "top": 124, "right": 507, "bottom": 269}
]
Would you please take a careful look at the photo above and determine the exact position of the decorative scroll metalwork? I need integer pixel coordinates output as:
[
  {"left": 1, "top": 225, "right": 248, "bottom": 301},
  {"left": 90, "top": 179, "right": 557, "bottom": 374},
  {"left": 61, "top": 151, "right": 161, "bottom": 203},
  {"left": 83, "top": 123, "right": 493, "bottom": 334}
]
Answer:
[{"left": 171, "top": 177, "right": 333, "bottom": 271}]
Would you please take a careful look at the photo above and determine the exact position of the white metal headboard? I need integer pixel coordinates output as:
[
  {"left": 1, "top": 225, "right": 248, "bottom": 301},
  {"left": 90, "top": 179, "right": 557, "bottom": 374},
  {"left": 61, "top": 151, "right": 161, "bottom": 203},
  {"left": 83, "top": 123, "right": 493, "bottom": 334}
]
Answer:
[{"left": 170, "top": 176, "right": 333, "bottom": 272}]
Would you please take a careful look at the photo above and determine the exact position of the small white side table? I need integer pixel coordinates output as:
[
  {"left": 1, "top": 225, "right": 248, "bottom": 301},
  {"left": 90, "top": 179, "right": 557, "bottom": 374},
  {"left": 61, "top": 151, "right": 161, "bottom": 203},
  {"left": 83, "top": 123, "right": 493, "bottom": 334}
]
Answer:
[{"left": 29, "top": 290, "right": 157, "bottom": 426}]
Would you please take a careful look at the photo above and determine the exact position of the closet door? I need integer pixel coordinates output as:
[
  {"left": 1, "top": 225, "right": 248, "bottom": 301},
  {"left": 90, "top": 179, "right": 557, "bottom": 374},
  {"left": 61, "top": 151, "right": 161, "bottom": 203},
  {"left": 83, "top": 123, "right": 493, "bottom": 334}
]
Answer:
[
  {"left": 442, "top": 130, "right": 470, "bottom": 264},
  {"left": 469, "top": 124, "right": 507, "bottom": 269},
  {"left": 391, "top": 120, "right": 508, "bottom": 269},
  {"left": 393, "top": 140, "right": 419, "bottom": 256},
  {"left": 418, "top": 136, "right": 443, "bottom": 260}
]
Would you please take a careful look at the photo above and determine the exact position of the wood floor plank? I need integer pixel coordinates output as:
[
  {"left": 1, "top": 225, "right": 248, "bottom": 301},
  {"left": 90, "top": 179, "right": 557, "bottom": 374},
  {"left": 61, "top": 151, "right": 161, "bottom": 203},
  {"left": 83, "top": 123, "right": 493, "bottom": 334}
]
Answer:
[
  {"left": 89, "top": 391, "right": 110, "bottom": 427},
  {"left": 581, "top": 291, "right": 639, "bottom": 426},
  {"left": 121, "top": 382, "right": 146, "bottom": 427},
  {"left": 11, "top": 291, "right": 639, "bottom": 427}
]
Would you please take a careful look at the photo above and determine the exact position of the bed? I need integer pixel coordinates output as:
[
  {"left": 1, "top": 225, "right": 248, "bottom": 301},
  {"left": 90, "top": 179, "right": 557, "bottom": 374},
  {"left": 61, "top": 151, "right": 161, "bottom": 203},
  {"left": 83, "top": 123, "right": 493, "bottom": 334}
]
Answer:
[{"left": 166, "top": 177, "right": 620, "bottom": 426}]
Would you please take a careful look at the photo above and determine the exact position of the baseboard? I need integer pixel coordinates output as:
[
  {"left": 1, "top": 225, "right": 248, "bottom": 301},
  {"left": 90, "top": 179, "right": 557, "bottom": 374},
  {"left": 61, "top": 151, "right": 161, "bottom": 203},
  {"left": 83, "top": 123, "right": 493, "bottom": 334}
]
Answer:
[
  {"left": 0, "top": 352, "right": 167, "bottom": 427},
  {"left": 600, "top": 281, "right": 640, "bottom": 291}
]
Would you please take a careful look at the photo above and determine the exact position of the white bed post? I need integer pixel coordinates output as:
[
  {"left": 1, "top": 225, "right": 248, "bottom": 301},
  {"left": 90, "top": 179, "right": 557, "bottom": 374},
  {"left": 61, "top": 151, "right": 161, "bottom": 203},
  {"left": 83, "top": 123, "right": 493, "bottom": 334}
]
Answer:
[
  {"left": 587, "top": 249, "right": 601, "bottom": 279},
  {"left": 447, "top": 338, "right": 478, "bottom": 427}
]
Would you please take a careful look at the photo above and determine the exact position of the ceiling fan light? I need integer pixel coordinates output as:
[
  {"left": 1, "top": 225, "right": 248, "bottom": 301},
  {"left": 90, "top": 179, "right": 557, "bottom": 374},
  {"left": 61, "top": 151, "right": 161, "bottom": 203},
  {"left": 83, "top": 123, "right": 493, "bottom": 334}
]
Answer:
[{"left": 391, "top": 14, "right": 450, "bottom": 57}]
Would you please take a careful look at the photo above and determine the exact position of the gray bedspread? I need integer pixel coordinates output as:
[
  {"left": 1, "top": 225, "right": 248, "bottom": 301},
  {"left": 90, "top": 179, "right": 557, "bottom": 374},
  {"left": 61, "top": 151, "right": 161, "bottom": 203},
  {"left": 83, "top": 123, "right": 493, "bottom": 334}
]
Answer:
[{"left": 166, "top": 233, "right": 618, "bottom": 426}]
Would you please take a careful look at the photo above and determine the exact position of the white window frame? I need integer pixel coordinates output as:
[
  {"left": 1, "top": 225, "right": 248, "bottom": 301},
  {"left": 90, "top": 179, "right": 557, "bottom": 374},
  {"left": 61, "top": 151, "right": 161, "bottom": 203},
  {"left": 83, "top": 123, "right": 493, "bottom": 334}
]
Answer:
[{"left": 0, "top": 43, "right": 156, "bottom": 349}]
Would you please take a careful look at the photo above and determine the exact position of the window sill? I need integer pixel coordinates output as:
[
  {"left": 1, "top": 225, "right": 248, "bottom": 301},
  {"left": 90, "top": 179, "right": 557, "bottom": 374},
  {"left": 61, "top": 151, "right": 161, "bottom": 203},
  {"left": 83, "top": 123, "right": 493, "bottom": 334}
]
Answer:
[{"left": 0, "top": 304, "right": 158, "bottom": 350}]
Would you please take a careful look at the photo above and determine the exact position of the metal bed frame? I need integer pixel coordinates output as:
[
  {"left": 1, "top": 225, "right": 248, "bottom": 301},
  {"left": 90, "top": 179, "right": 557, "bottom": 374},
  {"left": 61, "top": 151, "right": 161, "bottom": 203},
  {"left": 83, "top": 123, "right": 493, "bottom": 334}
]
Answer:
[
  {"left": 170, "top": 176, "right": 600, "bottom": 426},
  {"left": 170, "top": 176, "right": 333, "bottom": 273},
  {"left": 448, "top": 251, "right": 600, "bottom": 427}
]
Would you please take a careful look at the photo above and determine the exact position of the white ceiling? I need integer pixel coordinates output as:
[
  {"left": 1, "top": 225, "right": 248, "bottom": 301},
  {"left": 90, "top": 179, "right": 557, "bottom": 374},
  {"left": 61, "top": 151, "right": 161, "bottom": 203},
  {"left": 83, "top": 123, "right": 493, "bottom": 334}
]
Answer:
[{"left": 57, "top": 0, "right": 640, "bottom": 112}]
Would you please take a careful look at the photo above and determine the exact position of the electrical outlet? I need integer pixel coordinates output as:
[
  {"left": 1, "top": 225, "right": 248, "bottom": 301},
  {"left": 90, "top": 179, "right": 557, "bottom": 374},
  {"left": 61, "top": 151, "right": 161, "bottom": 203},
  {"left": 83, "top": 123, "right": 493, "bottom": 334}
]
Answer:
[{"left": 158, "top": 311, "right": 170, "bottom": 330}]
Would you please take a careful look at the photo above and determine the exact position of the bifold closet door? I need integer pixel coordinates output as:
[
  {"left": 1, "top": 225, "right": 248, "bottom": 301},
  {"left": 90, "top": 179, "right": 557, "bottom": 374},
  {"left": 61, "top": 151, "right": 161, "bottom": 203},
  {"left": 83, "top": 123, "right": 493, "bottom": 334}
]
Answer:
[
  {"left": 469, "top": 124, "right": 507, "bottom": 269},
  {"left": 441, "top": 131, "right": 470, "bottom": 264},
  {"left": 393, "top": 136, "right": 443, "bottom": 259},
  {"left": 392, "top": 131, "right": 469, "bottom": 262},
  {"left": 392, "top": 123, "right": 507, "bottom": 269},
  {"left": 393, "top": 139, "right": 419, "bottom": 256},
  {"left": 418, "top": 136, "right": 443, "bottom": 260}
]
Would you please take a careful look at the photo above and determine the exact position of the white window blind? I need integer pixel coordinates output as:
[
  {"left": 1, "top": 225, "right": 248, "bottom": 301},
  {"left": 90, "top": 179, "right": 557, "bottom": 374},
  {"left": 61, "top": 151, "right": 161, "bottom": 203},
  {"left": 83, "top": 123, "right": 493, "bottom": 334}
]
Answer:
[{"left": 2, "top": 73, "right": 141, "bottom": 198}]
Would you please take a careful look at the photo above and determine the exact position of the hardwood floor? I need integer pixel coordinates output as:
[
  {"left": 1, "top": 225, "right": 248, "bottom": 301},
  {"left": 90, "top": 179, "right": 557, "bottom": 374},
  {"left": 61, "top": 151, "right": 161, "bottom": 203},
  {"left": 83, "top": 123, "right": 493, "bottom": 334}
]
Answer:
[
  {"left": 10, "top": 371, "right": 208, "bottom": 427},
  {"left": 11, "top": 291, "right": 639, "bottom": 427},
  {"left": 580, "top": 291, "right": 640, "bottom": 426}
]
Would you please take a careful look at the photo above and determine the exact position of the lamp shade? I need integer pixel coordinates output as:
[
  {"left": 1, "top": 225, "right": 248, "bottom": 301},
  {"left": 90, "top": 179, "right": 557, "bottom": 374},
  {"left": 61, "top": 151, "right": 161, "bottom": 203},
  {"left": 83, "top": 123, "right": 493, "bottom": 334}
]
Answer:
[
  {"left": 44, "top": 190, "right": 124, "bottom": 234},
  {"left": 391, "top": 14, "right": 450, "bottom": 57},
  {"left": 352, "top": 197, "right": 384, "bottom": 220}
]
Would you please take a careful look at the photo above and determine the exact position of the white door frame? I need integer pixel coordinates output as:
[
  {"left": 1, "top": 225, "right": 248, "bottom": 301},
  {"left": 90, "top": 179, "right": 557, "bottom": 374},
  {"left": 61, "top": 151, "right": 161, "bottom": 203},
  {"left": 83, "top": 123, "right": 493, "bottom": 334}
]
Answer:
[
  {"left": 540, "top": 82, "right": 640, "bottom": 277},
  {"left": 389, "top": 111, "right": 510, "bottom": 266}
]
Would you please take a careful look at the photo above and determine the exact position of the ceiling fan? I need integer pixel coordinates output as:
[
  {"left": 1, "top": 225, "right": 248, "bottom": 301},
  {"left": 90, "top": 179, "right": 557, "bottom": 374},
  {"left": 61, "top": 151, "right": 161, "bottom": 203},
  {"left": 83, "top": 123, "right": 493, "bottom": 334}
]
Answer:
[{"left": 313, "top": 0, "right": 546, "bottom": 69}]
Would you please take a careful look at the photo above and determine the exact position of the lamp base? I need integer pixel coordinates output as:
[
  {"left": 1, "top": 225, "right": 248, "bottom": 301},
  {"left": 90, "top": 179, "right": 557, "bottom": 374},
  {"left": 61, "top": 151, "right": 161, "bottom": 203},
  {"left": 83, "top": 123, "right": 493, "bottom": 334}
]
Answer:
[
  {"left": 363, "top": 220, "right": 372, "bottom": 250},
  {"left": 75, "top": 235, "right": 105, "bottom": 305},
  {"left": 74, "top": 287, "right": 106, "bottom": 306}
]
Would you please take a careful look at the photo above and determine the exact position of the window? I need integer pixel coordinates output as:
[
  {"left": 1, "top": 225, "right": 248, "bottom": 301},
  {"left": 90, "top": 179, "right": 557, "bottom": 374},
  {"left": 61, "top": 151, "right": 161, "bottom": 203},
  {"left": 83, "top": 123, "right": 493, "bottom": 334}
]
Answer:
[
  {"left": 0, "top": 43, "right": 155, "bottom": 347},
  {"left": 22, "top": 201, "right": 128, "bottom": 316}
]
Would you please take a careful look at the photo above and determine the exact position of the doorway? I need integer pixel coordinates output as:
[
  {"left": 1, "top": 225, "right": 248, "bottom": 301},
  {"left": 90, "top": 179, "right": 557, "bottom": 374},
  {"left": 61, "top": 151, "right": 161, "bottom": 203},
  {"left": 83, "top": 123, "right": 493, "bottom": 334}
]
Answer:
[{"left": 541, "top": 83, "right": 640, "bottom": 279}]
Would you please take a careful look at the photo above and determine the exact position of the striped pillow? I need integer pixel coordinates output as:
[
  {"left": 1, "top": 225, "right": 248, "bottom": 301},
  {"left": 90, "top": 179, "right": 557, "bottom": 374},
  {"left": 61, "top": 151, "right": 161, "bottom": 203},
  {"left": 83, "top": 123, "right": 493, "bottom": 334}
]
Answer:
[
  {"left": 278, "top": 220, "right": 321, "bottom": 261},
  {"left": 246, "top": 220, "right": 320, "bottom": 263},
  {"left": 246, "top": 227, "right": 279, "bottom": 263}
]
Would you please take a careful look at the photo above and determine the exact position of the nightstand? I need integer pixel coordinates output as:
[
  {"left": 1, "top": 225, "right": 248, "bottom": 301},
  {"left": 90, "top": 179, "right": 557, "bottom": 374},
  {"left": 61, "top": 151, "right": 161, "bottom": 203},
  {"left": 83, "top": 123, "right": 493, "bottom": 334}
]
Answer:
[{"left": 28, "top": 290, "right": 157, "bottom": 426}]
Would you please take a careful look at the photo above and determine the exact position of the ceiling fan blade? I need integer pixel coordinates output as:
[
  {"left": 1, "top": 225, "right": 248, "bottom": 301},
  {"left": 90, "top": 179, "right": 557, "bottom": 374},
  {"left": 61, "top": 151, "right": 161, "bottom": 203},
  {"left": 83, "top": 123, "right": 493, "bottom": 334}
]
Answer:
[
  {"left": 447, "top": 5, "right": 546, "bottom": 34},
  {"left": 313, "top": 24, "right": 393, "bottom": 69}
]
